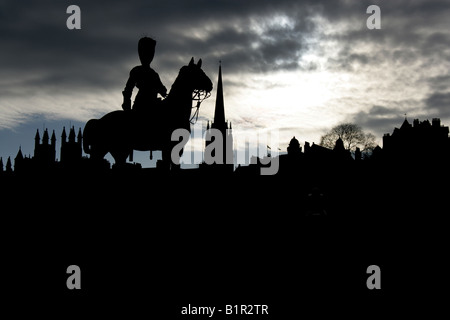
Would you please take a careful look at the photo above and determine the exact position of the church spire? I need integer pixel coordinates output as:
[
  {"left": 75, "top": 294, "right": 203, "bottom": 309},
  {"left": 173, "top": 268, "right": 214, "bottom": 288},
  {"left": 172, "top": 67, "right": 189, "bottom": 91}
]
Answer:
[
  {"left": 204, "top": 61, "right": 234, "bottom": 171},
  {"left": 213, "top": 62, "right": 226, "bottom": 127}
]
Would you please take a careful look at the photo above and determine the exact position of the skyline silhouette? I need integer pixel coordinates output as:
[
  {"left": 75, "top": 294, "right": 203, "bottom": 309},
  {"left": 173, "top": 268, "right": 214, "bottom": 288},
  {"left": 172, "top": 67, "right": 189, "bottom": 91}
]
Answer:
[
  {"left": 1, "top": 1, "right": 450, "bottom": 317},
  {"left": 2, "top": 112, "right": 450, "bottom": 176}
]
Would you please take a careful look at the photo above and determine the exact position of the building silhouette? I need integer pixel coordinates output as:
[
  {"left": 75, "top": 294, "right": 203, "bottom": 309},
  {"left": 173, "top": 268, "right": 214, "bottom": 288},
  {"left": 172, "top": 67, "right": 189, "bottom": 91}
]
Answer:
[
  {"left": 287, "top": 136, "right": 301, "bottom": 157},
  {"left": 235, "top": 117, "right": 450, "bottom": 177},
  {"left": 10, "top": 127, "right": 86, "bottom": 175},
  {"left": 383, "top": 117, "right": 450, "bottom": 161},
  {"left": 202, "top": 63, "right": 234, "bottom": 172},
  {"left": 1, "top": 110, "right": 449, "bottom": 181}
]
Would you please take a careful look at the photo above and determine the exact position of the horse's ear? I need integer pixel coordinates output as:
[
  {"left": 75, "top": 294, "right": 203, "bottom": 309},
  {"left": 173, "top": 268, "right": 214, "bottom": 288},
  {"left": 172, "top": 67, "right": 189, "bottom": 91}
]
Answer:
[
  {"left": 197, "top": 59, "right": 202, "bottom": 68},
  {"left": 189, "top": 57, "right": 194, "bottom": 66}
]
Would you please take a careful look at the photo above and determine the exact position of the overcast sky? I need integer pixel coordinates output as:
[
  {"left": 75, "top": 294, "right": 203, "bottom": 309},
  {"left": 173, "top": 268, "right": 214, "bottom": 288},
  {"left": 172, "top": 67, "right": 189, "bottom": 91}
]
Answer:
[{"left": 1, "top": 0, "right": 450, "bottom": 166}]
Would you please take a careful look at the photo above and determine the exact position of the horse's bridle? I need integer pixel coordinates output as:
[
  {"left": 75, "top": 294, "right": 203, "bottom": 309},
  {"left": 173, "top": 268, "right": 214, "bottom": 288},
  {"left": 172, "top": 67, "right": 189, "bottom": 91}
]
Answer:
[{"left": 190, "top": 89, "right": 211, "bottom": 124}]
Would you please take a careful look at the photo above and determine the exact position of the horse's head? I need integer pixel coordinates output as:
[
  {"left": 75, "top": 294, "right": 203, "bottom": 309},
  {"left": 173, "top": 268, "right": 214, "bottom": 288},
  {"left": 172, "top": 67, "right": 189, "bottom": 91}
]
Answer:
[
  {"left": 164, "top": 58, "right": 213, "bottom": 127},
  {"left": 177, "top": 57, "right": 213, "bottom": 95}
]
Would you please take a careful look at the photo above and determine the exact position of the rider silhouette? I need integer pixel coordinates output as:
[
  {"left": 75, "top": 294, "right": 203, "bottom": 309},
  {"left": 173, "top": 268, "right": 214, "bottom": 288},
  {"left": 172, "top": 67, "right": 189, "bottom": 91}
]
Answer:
[{"left": 122, "top": 37, "right": 167, "bottom": 112}]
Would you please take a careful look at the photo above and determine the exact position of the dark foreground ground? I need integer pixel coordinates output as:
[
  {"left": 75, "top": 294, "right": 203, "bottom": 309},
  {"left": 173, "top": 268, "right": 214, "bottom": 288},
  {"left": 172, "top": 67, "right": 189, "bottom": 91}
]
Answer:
[{"left": 1, "top": 162, "right": 449, "bottom": 318}]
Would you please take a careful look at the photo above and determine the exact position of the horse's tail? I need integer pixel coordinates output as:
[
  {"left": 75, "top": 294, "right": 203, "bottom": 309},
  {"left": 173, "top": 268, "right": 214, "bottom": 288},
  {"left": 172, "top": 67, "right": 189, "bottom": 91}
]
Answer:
[{"left": 83, "top": 119, "right": 98, "bottom": 154}]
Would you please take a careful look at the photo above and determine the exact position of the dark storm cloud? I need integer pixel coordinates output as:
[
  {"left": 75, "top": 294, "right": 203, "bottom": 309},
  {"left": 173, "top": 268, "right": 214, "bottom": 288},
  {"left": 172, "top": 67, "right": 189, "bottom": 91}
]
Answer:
[
  {"left": 425, "top": 92, "right": 450, "bottom": 118},
  {"left": 1, "top": 0, "right": 450, "bottom": 132},
  {"left": 1, "top": 0, "right": 442, "bottom": 83},
  {"left": 0, "top": 0, "right": 326, "bottom": 94},
  {"left": 178, "top": 23, "right": 312, "bottom": 74},
  {"left": 320, "top": 0, "right": 450, "bottom": 72},
  {"left": 2, "top": 0, "right": 448, "bottom": 77},
  {"left": 428, "top": 75, "right": 450, "bottom": 92},
  {"left": 352, "top": 105, "right": 407, "bottom": 135}
]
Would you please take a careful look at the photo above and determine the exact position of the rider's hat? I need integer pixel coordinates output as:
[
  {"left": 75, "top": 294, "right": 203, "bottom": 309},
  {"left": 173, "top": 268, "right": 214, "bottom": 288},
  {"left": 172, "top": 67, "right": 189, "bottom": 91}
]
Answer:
[{"left": 138, "top": 37, "right": 157, "bottom": 65}]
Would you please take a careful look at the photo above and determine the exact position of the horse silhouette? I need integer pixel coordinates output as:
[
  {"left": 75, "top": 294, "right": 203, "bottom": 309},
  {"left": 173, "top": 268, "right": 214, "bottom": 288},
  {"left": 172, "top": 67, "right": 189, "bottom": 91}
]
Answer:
[{"left": 83, "top": 58, "right": 212, "bottom": 168}]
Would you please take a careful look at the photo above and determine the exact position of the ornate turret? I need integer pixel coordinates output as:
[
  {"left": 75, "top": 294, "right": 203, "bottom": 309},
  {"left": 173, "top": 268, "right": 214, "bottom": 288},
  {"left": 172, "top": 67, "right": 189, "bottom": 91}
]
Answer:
[
  {"left": 77, "top": 128, "right": 82, "bottom": 144},
  {"left": 61, "top": 126, "right": 83, "bottom": 165},
  {"left": 5, "top": 156, "right": 12, "bottom": 173},
  {"left": 68, "top": 126, "right": 76, "bottom": 143},
  {"left": 333, "top": 137, "right": 345, "bottom": 152},
  {"left": 34, "top": 128, "right": 56, "bottom": 165},
  {"left": 287, "top": 136, "right": 301, "bottom": 156},
  {"left": 42, "top": 129, "right": 49, "bottom": 145},
  {"left": 14, "top": 146, "right": 24, "bottom": 172},
  {"left": 35, "top": 129, "right": 40, "bottom": 150}
]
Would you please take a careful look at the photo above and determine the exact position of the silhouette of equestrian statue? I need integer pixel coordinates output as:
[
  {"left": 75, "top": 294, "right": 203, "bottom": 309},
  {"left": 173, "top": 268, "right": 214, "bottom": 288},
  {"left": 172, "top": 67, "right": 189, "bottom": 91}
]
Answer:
[{"left": 83, "top": 37, "right": 212, "bottom": 169}]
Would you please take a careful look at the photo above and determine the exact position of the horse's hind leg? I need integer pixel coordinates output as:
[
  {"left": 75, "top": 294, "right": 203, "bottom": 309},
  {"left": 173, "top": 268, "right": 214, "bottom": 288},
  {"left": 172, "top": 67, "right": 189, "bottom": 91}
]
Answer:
[
  {"left": 111, "top": 149, "right": 131, "bottom": 167},
  {"left": 157, "top": 148, "right": 171, "bottom": 171}
]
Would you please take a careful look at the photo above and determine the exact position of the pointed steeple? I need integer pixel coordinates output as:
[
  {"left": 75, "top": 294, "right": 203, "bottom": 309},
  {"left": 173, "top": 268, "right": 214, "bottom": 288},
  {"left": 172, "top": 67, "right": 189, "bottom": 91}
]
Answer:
[
  {"left": 77, "top": 128, "right": 82, "bottom": 143},
  {"left": 213, "top": 62, "right": 226, "bottom": 127},
  {"left": 204, "top": 61, "right": 234, "bottom": 170},
  {"left": 400, "top": 118, "right": 411, "bottom": 130},
  {"left": 35, "top": 129, "right": 40, "bottom": 144},
  {"left": 51, "top": 130, "right": 56, "bottom": 146},
  {"left": 14, "top": 147, "right": 24, "bottom": 172},
  {"left": 34, "top": 129, "right": 40, "bottom": 158},
  {"left": 61, "top": 127, "right": 67, "bottom": 143},
  {"left": 5, "top": 156, "right": 12, "bottom": 173},
  {"left": 15, "top": 146, "right": 23, "bottom": 161},
  {"left": 68, "top": 126, "right": 76, "bottom": 143}
]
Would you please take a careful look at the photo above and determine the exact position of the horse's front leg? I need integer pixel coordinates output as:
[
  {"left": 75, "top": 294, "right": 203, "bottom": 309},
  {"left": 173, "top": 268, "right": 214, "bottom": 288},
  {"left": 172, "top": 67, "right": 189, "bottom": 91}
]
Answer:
[{"left": 159, "top": 147, "right": 172, "bottom": 171}]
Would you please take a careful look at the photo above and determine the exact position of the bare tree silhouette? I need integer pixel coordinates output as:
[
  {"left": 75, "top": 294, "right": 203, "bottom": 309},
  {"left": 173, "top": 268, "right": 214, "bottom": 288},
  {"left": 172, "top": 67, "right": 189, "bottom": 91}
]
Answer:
[{"left": 320, "top": 122, "right": 376, "bottom": 156}]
